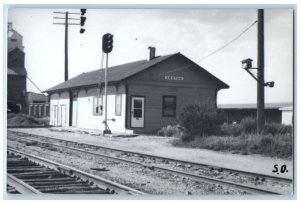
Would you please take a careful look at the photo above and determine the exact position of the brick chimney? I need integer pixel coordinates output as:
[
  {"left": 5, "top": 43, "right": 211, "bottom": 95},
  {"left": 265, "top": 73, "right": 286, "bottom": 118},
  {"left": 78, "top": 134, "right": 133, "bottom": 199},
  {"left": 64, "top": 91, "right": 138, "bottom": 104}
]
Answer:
[{"left": 148, "top": 46, "right": 156, "bottom": 60}]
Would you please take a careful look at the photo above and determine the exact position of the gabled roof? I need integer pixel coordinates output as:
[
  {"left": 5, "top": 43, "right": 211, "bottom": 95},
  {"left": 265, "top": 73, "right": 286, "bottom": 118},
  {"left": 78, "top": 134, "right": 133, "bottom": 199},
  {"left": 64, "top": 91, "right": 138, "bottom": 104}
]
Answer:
[
  {"left": 45, "top": 53, "right": 229, "bottom": 93},
  {"left": 8, "top": 67, "right": 27, "bottom": 75},
  {"left": 8, "top": 46, "right": 24, "bottom": 55},
  {"left": 8, "top": 30, "right": 24, "bottom": 53}
]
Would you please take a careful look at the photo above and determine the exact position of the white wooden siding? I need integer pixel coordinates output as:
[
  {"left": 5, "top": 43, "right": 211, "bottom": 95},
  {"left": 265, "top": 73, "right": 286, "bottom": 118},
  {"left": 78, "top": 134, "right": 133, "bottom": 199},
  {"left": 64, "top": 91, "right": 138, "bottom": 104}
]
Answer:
[
  {"left": 49, "top": 85, "right": 127, "bottom": 132},
  {"left": 49, "top": 92, "right": 70, "bottom": 127}
]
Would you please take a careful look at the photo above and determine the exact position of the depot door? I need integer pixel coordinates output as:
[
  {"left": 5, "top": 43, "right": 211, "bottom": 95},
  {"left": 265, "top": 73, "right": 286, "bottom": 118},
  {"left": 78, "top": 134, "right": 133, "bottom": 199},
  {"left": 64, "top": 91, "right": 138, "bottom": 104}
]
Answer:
[
  {"left": 131, "top": 97, "right": 145, "bottom": 128},
  {"left": 60, "top": 105, "right": 67, "bottom": 127},
  {"left": 72, "top": 97, "right": 78, "bottom": 127},
  {"left": 53, "top": 105, "right": 59, "bottom": 126}
]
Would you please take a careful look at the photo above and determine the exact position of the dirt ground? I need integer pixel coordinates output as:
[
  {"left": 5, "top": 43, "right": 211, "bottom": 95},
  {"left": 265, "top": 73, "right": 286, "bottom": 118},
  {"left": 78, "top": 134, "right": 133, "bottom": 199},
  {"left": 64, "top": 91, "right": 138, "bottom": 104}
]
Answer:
[{"left": 8, "top": 127, "right": 293, "bottom": 179}]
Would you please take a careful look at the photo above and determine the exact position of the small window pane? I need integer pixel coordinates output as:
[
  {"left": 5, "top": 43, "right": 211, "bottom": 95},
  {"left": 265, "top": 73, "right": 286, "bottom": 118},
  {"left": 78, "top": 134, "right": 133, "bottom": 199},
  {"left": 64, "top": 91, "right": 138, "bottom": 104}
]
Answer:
[
  {"left": 93, "top": 96, "right": 103, "bottom": 115},
  {"left": 134, "top": 109, "right": 142, "bottom": 118},
  {"left": 93, "top": 97, "right": 97, "bottom": 114},
  {"left": 163, "top": 96, "right": 176, "bottom": 117},
  {"left": 115, "top": 94, "right": 122, "bottom": 116},
  {"left": 134, "top": 99, "right": 142, "bottom": 108},
  {"left": 164, "top": 98, "right": 174, "bottom": 106}
]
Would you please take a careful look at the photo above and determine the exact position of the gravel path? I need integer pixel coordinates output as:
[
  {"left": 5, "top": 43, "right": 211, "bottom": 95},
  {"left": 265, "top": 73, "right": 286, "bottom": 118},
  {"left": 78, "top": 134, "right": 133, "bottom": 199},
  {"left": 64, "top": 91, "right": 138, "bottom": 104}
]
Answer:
[
  {"left": 8, "top": 127, "right": 293, "bottom": 180},
  {"left": 8, "top": 138, "right": 248, "bottom": 195}
]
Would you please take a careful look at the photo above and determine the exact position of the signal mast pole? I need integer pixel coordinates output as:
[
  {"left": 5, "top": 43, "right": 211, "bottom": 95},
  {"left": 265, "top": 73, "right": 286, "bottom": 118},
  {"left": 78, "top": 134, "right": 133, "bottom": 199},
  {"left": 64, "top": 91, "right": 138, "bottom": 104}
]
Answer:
[
  {"left": 104, "top": 53, "right": 109, "bottom": 134},
  {"left": 102, "top": 33, "right": 114, "bottom": 134}
]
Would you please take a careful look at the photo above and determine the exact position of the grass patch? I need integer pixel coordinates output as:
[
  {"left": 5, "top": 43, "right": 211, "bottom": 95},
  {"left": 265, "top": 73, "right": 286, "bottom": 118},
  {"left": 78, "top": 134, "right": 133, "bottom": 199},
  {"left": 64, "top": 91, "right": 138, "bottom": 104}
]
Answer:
[{"left": 171, "top": 133, "right": 292, "bottom": 159}]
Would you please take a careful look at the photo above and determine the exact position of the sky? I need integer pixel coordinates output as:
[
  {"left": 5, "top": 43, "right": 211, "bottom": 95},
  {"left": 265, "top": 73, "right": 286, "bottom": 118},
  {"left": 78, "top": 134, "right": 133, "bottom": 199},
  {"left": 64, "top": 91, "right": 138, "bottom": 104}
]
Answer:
[{"left": 6, "top": 8, "right": 294, "bottom": 105}]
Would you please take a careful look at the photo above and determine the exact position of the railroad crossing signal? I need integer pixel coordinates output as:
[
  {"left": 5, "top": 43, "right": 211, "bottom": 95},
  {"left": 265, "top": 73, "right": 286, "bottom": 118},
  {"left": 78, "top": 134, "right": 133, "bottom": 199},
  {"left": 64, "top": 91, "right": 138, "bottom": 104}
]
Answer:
[{"left": 102, "top": 33, "right": 114, "bottom": 53}]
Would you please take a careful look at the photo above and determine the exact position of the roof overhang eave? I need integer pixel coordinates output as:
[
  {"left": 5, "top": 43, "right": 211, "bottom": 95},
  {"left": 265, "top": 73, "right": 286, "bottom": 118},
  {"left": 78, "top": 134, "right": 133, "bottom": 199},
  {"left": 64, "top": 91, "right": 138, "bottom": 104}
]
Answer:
[{"left": 44, "top": 80, "right": 124, "bottom": 94}]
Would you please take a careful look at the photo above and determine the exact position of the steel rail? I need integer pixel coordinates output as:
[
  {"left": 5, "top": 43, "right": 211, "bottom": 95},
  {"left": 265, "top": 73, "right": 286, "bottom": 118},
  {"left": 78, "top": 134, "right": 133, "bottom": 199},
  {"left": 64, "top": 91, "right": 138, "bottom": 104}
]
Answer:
[
  {"left": 7, "top": 148, "right": 146, "bottom": 195},
  {"left": 7, "top": 173, "right": 43, "bottom": 194},
  {"left": 8, "top": 130, "right": 292, "bottom": 184},
  {"left": 8, "top": 136, "right": 284, "bottom": 195}
]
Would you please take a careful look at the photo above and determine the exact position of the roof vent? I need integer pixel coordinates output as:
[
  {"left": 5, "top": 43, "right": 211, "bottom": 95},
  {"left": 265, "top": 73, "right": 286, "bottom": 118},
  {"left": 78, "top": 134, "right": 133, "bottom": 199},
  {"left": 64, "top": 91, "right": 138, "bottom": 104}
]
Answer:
[{"left": 148, "top": 46, "right": 156, "bottom": 60}]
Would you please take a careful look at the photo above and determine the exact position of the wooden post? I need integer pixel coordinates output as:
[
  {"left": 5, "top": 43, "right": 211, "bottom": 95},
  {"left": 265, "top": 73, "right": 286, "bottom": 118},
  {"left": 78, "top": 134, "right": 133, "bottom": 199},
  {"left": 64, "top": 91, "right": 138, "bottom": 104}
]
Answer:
[
  {"left": 257, "top": 9, "right": 265, "bottom": 133},
  {"left": 64, "top": 12, "right": 69, "bottom": 81}
]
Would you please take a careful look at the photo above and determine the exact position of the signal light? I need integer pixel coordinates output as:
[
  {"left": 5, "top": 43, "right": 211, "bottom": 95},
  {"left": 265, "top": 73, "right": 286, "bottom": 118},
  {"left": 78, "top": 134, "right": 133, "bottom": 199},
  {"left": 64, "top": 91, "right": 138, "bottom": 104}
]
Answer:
[
  {"left": 79, "top": 9, "right": 87, "bottom": 34},
  {"left": 80, "top": 16, "right": 86, "bottom": 26},
  {"left": 80, "top": 9, "right": 86, "bottom": 15},
  {"left": 264, "top": 81, "right": 275, "bottom": 87},
  {"left": 102, "top": 33, "right": 114, "bottom": 53},
  {"left": 80, "top": 28, "right": 85, "bottom": 34}
]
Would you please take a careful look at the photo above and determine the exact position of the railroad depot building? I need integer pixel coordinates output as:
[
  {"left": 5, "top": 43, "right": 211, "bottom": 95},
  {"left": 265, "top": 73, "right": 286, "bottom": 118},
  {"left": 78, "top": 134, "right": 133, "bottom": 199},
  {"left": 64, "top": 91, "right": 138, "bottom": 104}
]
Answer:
[{"left": 45, "top": 52, "right": 229, "bottom": 134}]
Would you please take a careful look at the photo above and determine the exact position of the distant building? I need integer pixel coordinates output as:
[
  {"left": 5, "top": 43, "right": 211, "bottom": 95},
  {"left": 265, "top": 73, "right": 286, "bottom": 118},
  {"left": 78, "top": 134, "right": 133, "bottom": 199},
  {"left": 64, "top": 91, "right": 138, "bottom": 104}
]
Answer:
[
  {"left": 7, "top": 22, "right": 27, "bottom": 112},
  {"left": 45, "top": 50, "right": 229, "bottom": 133},
  {"left": 280, "top": 106, "right": 293, "bottom": 125},
  {"left": 25, "top": 92, "right": 49, "bottom": 117},
  {"left": 218, "top": 102, "right": 293, "bottom": 124}
]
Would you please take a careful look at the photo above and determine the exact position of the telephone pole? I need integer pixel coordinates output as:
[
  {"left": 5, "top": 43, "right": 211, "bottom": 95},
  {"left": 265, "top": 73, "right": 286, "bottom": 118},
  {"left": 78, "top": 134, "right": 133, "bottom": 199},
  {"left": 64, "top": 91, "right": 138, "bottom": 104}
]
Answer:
[
  {"left": 64, "top": 12, "right": 69, "bottom": 81},
  {"left": 242, "top": 10, "right": 274, "bottom": 134},
  {"left": 53, "top": 9, "right": 87, "bottom": 81},
  {"left": 257, "top": 9, "right": 265, "bottom": 133}
]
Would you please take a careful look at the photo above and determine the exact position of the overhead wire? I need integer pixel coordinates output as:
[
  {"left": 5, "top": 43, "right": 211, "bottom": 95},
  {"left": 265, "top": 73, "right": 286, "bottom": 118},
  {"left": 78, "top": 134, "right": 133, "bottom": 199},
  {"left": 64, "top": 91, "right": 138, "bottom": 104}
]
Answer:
[
  {"left": 26, "top": 75, "right": 46, "bottom": 95},
  {"left": 197, "top": 20, "right": 258, "bottom": 63},
  {"left": 159, "top": 20, "right": 258, "bottom": 76},
  {"left": 27, "top": 20, "right": 257, "bottom": 95}
]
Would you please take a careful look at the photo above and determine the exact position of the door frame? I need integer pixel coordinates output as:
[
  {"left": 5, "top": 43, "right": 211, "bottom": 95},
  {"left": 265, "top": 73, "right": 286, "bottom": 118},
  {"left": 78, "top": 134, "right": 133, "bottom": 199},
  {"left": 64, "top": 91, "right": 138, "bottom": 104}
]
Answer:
[{"left": 130, "top": 95, "right": 145, "bottom": 128}]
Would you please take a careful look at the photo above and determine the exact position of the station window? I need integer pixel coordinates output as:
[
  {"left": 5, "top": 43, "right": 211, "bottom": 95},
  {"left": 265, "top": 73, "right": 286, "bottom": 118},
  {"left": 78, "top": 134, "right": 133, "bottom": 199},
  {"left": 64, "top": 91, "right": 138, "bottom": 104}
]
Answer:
[
  {"left": 115, "top": 94, "right": 122, "bottom": 116},
  {"left": 162, "top": 96, "right": 176, "bottom": 117},
  {"left": 93, "top": 96, "right": 103, "bottom": 115}
]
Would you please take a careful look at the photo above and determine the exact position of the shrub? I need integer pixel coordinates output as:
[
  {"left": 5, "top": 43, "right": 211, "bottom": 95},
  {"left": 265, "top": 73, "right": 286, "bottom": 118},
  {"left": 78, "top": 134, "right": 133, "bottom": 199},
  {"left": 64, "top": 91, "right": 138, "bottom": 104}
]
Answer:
[
  {"left": 263, "top": 123, "right": 292, "bottom": 135},
  {"left": 259, "top": 134, "right": 273, "bottom": 147},
  {"left": 220, "top": 123, "right": 243, "bottom": 136},
  {"left": 240, "top": 117, "right": 256, "bottom": 134},
  {"left": 157, "top": 125, "right": 181, "bottom": 137},
  {"left": 178, "top": 101, "right": 223, "bottom": 140},
  {"left": 279, "top": 125, "right": 292, "bottom": 135},
  {"left": 180, "top": 132, "right": 194, "bottom": 142},
  {"left": 171, "top": 133, "right": 292, "bottom": 158}
]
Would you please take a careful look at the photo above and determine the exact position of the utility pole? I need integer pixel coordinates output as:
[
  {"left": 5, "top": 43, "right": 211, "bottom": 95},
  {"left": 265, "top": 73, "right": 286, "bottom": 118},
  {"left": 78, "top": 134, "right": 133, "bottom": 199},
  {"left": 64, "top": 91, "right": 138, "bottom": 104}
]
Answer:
[
  {"left": 257, "top": 9, "right": 265, "bottom": 133},
  {"left": 242, "top": 10, "right": 274, "bottom": 134},
  {"left": 53, "top": 9, "right": 87, "bottom": 81},
  {"left": 64, "top": 12, "right": 69, "bottom": 81}
]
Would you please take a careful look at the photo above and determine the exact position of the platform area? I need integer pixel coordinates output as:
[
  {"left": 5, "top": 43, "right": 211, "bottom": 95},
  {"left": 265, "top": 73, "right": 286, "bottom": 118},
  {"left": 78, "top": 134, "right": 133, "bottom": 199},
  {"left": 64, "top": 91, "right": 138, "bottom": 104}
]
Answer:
[{"left": 8, "top": 127, "right": 293, "bottom": 179}]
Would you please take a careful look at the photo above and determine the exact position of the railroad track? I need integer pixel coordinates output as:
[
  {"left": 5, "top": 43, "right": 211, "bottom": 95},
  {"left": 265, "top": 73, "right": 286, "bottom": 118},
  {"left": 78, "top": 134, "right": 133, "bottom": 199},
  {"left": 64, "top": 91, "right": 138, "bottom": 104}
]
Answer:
[
  {"left": 7, "top": 148, "right": 146, "bottom": 195},
  {"left": 8, "top": 130, "right": 292, "bottom": 195}
]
